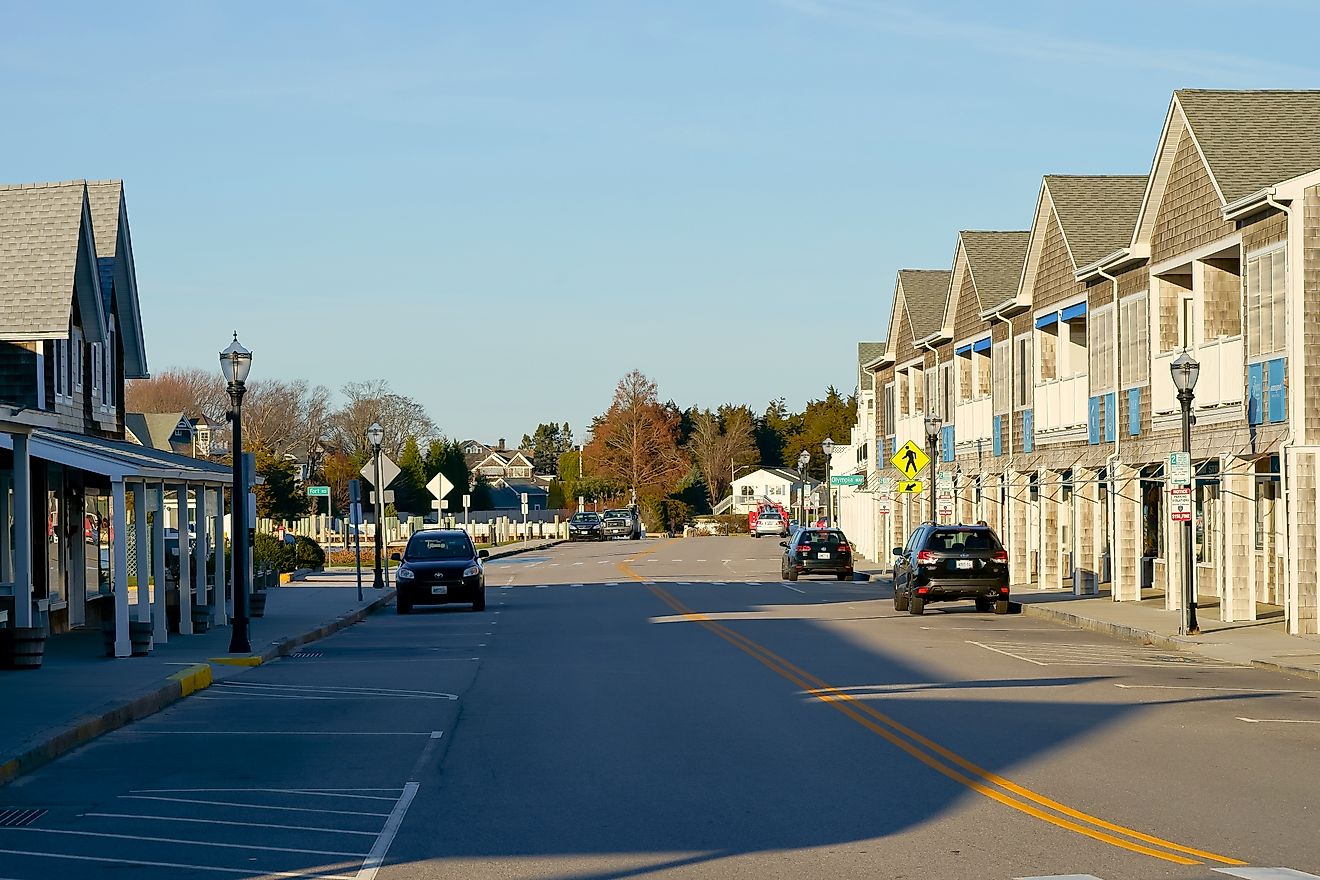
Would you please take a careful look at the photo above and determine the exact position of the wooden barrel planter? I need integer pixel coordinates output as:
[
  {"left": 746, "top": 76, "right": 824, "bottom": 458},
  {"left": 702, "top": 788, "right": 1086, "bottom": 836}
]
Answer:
[
  {"left": 1, "top": 627, "right": 48, "bottom": 670},
  {"left": 191, "top": 606, "right": 212, "bottom": 634},
  {"left": 129, "top": 620, "right": 154, "bottom": 656},
  {"left": 248, "top": 590, "right": 267, "bottom": 618}
]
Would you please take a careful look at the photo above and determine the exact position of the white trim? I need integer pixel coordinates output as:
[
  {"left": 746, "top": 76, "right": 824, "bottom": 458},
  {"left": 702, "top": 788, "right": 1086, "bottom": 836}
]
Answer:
[{"left": 1148, "top": 231, "right": 1242, "bottom": 277}]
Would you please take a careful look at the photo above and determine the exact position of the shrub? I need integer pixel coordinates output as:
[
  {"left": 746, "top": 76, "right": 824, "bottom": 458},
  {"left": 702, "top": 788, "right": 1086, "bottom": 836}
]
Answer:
[
  {"left": 254, "top": 533, "right": 294, "bottom": 573},
  {"left": 295, "top": 536, "right": 326, "bottom": 570},
  {"left": 711, "top": 514, "right": 749, "bottom": 534}
]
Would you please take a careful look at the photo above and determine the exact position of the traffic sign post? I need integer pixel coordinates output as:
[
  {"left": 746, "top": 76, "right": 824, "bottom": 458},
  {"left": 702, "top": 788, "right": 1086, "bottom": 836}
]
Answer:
[
  {"left": 463, "top": 493, "right": 471, "bottom": 526},
  {"left": 348, "top": 480, "right": 363, "bottom": 601},
  {"left": 936, "top": 471, "right": 955, "bottom": 522}
]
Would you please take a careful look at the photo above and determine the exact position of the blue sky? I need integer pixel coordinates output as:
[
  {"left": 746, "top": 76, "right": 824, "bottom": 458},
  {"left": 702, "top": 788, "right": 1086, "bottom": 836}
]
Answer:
[{"left": 5, "top": 1, "right": 1320, "bottom": 445}]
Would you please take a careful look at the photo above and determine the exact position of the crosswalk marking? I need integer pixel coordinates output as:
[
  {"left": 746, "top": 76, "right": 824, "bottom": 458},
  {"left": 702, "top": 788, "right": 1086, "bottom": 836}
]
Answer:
[{"left": 968, "top": 640, "right": 1249, "bottom": 669}]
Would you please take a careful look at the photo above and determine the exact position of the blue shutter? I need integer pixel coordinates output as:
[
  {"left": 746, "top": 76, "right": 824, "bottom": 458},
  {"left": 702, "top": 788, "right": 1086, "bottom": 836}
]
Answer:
[
  {"left": 1060, "top": 302, "right": 1088, "bottom": 321},
  {"left": 1022, "top": 411, "right": 1034, "bottom": 454},
  {"left": 955, "top": 344, "right": 973, "bottom": 356},
  {"left": 941, "top": 425, "right": 955, "bottom": 462},
  {"left": 1127, "top": 388, "right": 1140, "bottom": 436},
  {"left": 1247, "top": 363, "right": 1266, "bottom": 425},
  {"left": 1087, "top": 397, "right": 1100, "bottom": 445},
  {"left": 1104, "top": 392, "right": 1117, "bottom": 443},
  {"left": 972, "top": 337, "right": 992, "bottom": 353},
  {"left": 1267, "top": 358, "right": 1287, "bottom": 424},
  {"left": 1035, "top": 313, "right": 1058, "bottom": 329},
  {"left": 992, "top": 416, "right": 1002, "bottom": 456}
]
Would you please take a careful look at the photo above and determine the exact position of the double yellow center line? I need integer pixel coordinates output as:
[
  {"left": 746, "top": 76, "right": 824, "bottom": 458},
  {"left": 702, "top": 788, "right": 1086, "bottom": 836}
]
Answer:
[{"left": 617, "top": 543, "right": 1243, "bottom": 867}]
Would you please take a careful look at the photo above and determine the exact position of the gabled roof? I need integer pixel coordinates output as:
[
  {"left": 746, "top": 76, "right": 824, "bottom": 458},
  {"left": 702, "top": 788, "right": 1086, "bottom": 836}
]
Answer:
[
  {"left": 0, "top": 181, "right": 108, "bottom": 343},
  {"left": 736, "top": 466, "right": 818, "bottom": 486},
  {"left": 857, "top": 341, "right": 886, "bottom": 390},
  {"left": 1177, "top": 90, "right": 1320, "bottom": 204},
  {"left": 125, "top": 412, "right": 191, "bottom": 451},
  {"left": 898, "top": 269, "right": 951, "bottom": 342},
  {"left": 86, "top": 180, "right": 148, "bottom": 379},
  {"left": 1043, "top": 176, "right": 1146, "bottom": 269},
  {"left": 950, "top": 231, "right": 1030, "bottom": 324}
]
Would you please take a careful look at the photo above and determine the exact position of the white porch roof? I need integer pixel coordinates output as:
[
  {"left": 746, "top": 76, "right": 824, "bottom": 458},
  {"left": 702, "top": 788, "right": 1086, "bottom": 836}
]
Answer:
[{"left": 0, "top": 428, "right": 231, "bottom": 485}]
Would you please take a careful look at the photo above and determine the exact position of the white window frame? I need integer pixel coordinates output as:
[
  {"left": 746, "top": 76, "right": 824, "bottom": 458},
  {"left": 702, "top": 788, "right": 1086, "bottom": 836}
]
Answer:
[
  {"left": 35, "top": 345, "right": 46, "bottom": 410},
  {"left": 1245, "top": 243, "right": 1287, "bottom": 361},
  {"left": 882, "top": 382, "right": 895, "bottom": 435},
  {"left": 103, "top": 315, "right": 116, "bottom": 410},
  {"left": 992, "top": 340, "right": 1010, "bottom": 415},
  {"left": 1061, "top": 312, "right": 1088, "bottom": 380},
  {"left": 1013, "top": 332, "right": 1033, "bottom": 411},
  {"left": 1119, "top": 292, "right": 1150, "bottom": 389},
  {"left": 1089, "top": 304, "right": 1115, "bottom": 394},
  {"left": 72, "top": 327, "right": 83, "bottom": 392}
]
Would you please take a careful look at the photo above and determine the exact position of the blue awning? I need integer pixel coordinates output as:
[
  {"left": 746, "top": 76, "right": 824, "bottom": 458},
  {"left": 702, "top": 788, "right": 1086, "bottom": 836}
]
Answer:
[
  {"left": 1061, "top": 302, "right": 1088, "bottom": 321},
  {"left": 972, "top": 337, "right": 992, "bottom": 353},
  {"left": 955, "top": 344, "right": 973, "bottom": 356},
  {"left": 1035, "top": 312, "right": 1058, "bottom": 329}
]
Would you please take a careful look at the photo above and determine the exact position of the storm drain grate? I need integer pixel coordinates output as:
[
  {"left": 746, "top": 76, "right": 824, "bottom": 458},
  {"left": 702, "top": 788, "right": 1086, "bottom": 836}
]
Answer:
[
  {"left": 0, "top": 808, "right": 47, "bottom": 827},
  {"left": 286, "top": 651, "right": 323, "bottom": 659}
]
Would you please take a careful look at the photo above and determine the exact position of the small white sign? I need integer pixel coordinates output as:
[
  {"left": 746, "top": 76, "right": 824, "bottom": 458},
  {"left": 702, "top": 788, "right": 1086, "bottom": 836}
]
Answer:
[
  {"left": 936, "top": 471, "right": 954, "bottom": 492},
  {"left": 1170, "top": 486, "right": 1193, "bottom": 523},
  {"left": 1169, "top": 451, "right": 1192, "bottom": 487}
]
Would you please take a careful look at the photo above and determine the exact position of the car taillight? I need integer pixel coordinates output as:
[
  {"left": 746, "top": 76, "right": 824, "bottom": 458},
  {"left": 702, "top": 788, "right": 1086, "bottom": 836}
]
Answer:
[
  {"left": 916, "top": 550, "right": 935, "bottom": 565},
  {"left": 991, "top": 550, "right": 1008, "bottom": 563},
  {"left": 836, "top": 543, "right": 850, "bottom": 553},
  {"left": 796, "top": 544, "right": 811, "bottom": 554}
]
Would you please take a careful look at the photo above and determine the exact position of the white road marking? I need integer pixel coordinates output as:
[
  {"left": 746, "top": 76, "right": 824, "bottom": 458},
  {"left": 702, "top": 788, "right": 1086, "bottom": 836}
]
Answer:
[
  {"left": 697, "top": 559, "right": 707, "bottom": 562},
  {"left": 0, "top": 825, "right": 366, "bottom": 857},
  {"left": 1015, "top": 875, "right": 1102, "bottom": 880},
  {"left": 781, "top": 583, "right": 805, "bottom": 594},
  {"left": 198, "top": 691, "right": 333, "bottom": 701},
  {"left": 605, "top": 583, "right": 619, "bottom": 586},
  {"left": 1236, "top": 717, "right": 1320, "bottom": 724},
  {"left": 500, "top": 585, "right": 513, "bottom": 590},
  {"left": 573, "top": 562, "right": 584, "bottom": 566},
  {"left": 0, "top": 847, "right": 357, "bottom": 878},
  {"left": 356, "top": 782, "right": 419, "bottom": 880},
  {"left": 571, "top": 583, "right": 584, "bottom": 587},
  {"left": 549, "top": 563, "right": 560, "bottom": 567},
  {"left": 215, "top": 682, "right": 458, "bottom": 700},
  {"left": 1215, "top": 869, "right": 1320, "bottom": 879},
  {"left": 134, "top": 787, "right": 400, "bottom": 801},
  {"left": 647, "top": 558, "right": 658, "bottom": 562},
  {"left": 122, "top": 795, "right": 390, "bottom": 817},
  {"left": 534, "top": 585, "right": 548, "bottom": 589},
  {"left": 85, "top": 812, "right": 379, "bottom": 835},
  {"left": 967, "top": 641, "right": 1048, "bottom": 667},
  {"left": 1116, "top": 684, "right": 1320, "bottom": 694},
  {"left": 137, "top": 730, "right": 439, "bottom": 736}
]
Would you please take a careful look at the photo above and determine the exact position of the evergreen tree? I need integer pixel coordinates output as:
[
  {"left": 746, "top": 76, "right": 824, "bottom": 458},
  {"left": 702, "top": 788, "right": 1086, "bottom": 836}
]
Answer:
[{"left": 394, "top": 436, "right": 428, "bottom": 514}]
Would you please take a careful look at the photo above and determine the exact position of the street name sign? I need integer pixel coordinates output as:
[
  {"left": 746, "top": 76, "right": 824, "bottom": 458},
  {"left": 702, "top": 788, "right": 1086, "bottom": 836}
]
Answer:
[
  {"left": 891, "top": 441, "right": 929, "bottom": 479},
  {"left": 897, "top": 480, "right": 923, "bottom": 494},
  {"left": 306, "top": 485, "right": 330, "bottom": 497},
  {"left": 830, "top": 474, "right": 864, "bottom": 486}
]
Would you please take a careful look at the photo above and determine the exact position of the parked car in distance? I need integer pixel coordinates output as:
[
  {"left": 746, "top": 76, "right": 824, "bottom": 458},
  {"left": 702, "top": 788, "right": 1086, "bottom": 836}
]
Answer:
[
  {"left": 568, "top": 512, "right": 605, "bottom": 542},
  {"left": 601, "top": 507, "right": 642, "bottom": 540},
  {"left": 780, "top": 528, "right": 853, "bottom": 581},
  {"left": 752, "top": 510, "right": 788, "bottom": 538},
  {"left": 391, "top": 529, "right": 487, "bottom": 613},
  {"left": 891, "top": 523, "right": 1009, "bottom": 615}
]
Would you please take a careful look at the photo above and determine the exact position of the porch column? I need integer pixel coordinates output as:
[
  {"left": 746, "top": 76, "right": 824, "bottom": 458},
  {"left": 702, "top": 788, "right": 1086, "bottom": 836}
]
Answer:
[
  {"left": 176, "top": 483, "right": 193, "bottom": 635},
  {"left": 11, "top": 434, "right": 32, "bottom": 628},
  {"left": 0, "top": 470, "right": 11, "bottom": 584},
  {"left": 212, "top": 486, "right": 228, "bottom": 625},
  {"left": 1075, "top": 467, "right": 1098, "bottom": 596},
  {"left": 1008, "top": 471, "right": 1029, "bottom": 585},
  {"left": 112, "top": 479, "right": 130, "bottom": 657},
  {"left": 133, "top": 482, "right": 151, "bottom": 624},
  {"left": 152, "top": 483, "right": 168, "bottom": 643},
  {"left": 194, "top": 486, "right": 209, "bottom": 615},
  {"left": 1220, "top": 466, "right": 1256, "bottom": 621},
  {"left": 1111, "top": 464, "right": 1141, "bottom": 602}
]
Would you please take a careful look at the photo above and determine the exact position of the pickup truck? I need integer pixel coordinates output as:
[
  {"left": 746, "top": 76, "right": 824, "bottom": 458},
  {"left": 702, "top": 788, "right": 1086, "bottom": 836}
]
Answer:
[{"left": 601, "top": 507, "right": 642, "bottom": 540}]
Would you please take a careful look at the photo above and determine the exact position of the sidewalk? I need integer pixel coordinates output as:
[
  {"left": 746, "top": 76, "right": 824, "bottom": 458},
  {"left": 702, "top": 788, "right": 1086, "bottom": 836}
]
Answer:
[{"left": 0, "top": 573, "right": 395, "bottom": 786}]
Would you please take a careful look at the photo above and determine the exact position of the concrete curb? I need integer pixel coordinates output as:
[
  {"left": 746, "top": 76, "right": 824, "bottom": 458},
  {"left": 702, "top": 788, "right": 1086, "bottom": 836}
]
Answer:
[
  {"left": 485, "top": 540, "right": 563, "bottom": 561},
  {"left": 0, "top": 593, "right": 398, "bottom": 787}
]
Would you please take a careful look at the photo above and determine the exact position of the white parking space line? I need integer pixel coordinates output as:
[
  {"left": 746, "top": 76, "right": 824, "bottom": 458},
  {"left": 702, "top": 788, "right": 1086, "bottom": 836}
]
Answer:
[
  {"left": 1014, "top": 875, "right": 1102, "bottom": 879},
  {"left": 1116, "top": 684, "right": 1320, "bottom": 694},
  {"left": 1236, "top": 717, "right": 1320, "bottom": 724},
  {"left": 571, "top": 583, "right": 584, "bottom": 587},
  {"left": 122, "top": 795, "right": 391, "bottom": 817},
  {"left": 212, "top": 682, "right": 458, "bottom": 700},
  {"left": 1215, "top": 870, "right": 1320, "bottom": 879},
  {"left": 86, "top": 812, "right": 380, "bottom": 835},
  {"left": 0, "top": 826, "right": 367, "bottom": 857},
  {"left": 136, "top": 730, "right": 440, "bottom": 736},
  {"left": 356, "top": 782, "right": 419, "bottom": 880},
  {"left": 135, "top": 788, "right": 401, "bottom": 801},
  {"left": 781, "top": 583, "right": 805, "bottom": 594},
  {"left": 0, "top": 847, "right": 359, "bottom": 878},
  {"left": 967, "top": 641, "right": 1048, "bottom": 667},
  {"left": 968, "top": 640, "right": 1248, "bottom": 668}
]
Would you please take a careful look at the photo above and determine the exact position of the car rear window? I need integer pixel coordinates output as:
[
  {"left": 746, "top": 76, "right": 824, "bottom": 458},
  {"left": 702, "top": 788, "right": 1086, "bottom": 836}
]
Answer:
[
  {"left": 760, "top": 512, "right": 782, "bottom": 519},
  {"left": 798, "top": 530, "right": 845, "bottom": 546},
  {"left": 406, "top": 535, "right": 474, "bottom": 560},
  {"left": 924, "top": 528, "right": 1000, "bottom": 553}
]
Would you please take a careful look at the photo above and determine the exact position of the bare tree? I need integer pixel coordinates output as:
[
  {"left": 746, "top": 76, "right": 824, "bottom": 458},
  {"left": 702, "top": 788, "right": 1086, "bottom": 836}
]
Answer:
[
  {"left": 239, "top": 379, "right": 335, "bottom": 469},
  {"left": 688, "top": 407, "right": 758, "bottom": 506},
  {"left": 586, "top": 370, "right": 686, "bottom": 498},
  {"left": 125, "top": 368, "right": 228, "bottom": 421},
  {"left": 330, "top": 380, "right": 437, "bottom": 460}
]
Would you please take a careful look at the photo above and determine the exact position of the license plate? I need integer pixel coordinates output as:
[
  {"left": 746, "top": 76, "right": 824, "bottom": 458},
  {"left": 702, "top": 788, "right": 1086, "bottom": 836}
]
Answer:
[
  {"left": 431, "top": 585, "right": 448, "bottom": 595},
  {"left": 817, "top": 552, "right": 831, "bottom": 559},
  {"left": 956, "top": 559, "right": 974, "bottom": 570}
]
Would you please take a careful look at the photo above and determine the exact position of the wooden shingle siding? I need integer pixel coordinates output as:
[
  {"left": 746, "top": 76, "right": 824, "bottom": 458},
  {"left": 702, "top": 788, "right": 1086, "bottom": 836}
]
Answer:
[
  {"left": 1035, "top": 211, "right": 1084, "bottom": 309},
  {"left": 891, "top": 297, "right": 918, "bottom": 367},
  {"left": 1305, "top": 184, "right": 1320, "bottom": 444},
  {"left": 1085, "top": 277, "right": 1112, "bottom": 308},
  {"left": 0, "top": 342, "right": 38, "bottom": 409},
  {"left": 1150, "top": 133, "right": 1234, "bottom": 264},
  {"left": 1118, "top": 265, "right": 1148, "bottom": 300},
  {"left": 1241, "top": 207, "right": 1288, "bottom": 253},
  {"left": 952, "top": 267, "right": 982, "bottom": 341}
]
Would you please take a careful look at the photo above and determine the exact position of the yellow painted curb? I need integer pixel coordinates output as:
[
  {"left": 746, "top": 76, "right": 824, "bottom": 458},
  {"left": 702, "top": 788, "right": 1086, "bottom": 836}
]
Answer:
[
  {"left": 168, "top": 663, "right": 214, "bottom": 697},
  {"left": 280, "top": 572, "right": 294, "bottom": 585},
  {"left": 208, "top": 655, "right": 264, "bottom": 667}
]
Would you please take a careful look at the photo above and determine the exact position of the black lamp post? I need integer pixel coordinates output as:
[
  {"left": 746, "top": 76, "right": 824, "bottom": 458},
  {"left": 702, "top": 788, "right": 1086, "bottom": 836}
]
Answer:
[
  {"left": 221, "top": 333, "right": 253, "bottom": 654},
  {"left": 822, "top": 438, "right": 835, "bottom": 526},
  {"left": 924, "top": 413, "right": 942, "bottom": 522},
  {"left": 368, "top": 422, "right": 385, "bottom": 589},
  {"left": 796, "top": 449, "right": 810, "bottom": 527},
  {"left": 1171, "top": 350, "right": 1201, "bottom": 636}
]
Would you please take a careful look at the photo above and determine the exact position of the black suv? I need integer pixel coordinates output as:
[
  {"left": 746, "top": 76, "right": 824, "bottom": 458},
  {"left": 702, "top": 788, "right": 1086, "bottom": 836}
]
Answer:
[
  {"left": 781, "top": 528, "right": 854, "bottom": 581},
  {"left": 568, "top": 512, "right": 605, "bottom": 542},
  {"left": 392, "top": 529, "right": 487, "bottom": 613},
  {"left": 891, "top": 524, "right": 1009, "bottom": 615}
]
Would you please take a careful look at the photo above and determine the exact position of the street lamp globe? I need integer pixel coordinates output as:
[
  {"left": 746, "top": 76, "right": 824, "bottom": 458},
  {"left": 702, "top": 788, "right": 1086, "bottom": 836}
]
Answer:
[
  {"left": 924, "top": 413, "right": 942, "bottom": 440},
  {"left": 367, "top": 423, "right": 384, "bottom": 449},
  {"left": 219, "top": 332, "right": 252, "bottom": 387},
  {"left": 822, "top": 437, "right": 834, "bottom": 456},
  {"left": 1170, "top": 350, "right": 1201, "bottom": 393}
]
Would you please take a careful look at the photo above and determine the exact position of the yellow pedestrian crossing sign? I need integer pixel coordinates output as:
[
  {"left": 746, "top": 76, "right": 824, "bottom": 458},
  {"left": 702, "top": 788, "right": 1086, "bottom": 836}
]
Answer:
[
  {"left": 891, "top": 441, "right": 930, "bottom": 479},
  {"left": 897, "top": 480, "right": 923, "bottom": 494}
]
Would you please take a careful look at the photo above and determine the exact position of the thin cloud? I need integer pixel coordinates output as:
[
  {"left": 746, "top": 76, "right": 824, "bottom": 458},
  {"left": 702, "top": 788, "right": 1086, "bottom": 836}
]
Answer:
[{"left": 774, "top": 0, "right": 1320, "bottom": 82}]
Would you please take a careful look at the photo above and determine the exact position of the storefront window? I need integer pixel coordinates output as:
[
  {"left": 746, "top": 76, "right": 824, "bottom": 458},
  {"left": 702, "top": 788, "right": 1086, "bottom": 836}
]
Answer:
[
  {"left": 1141, "top": 465, "right": 1163, "bottom": 559},
  {"left": 94, "top": 493, "right": 113, "bottom": 594},
  {"left": 46, "top": 465, "right": 64, "bottom": 605},
  {"left": 1194, "top": 461, "right": 1220, "bottom": 566},
  {"left": 1255, "top": 459, "right": 1279, "bottom": 551}
]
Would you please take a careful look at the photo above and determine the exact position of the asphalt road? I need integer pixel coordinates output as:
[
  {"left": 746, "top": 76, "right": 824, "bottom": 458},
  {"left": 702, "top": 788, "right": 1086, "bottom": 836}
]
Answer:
[{"left": 3, "top": 536, "right": 1320, "bottom": 879}]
